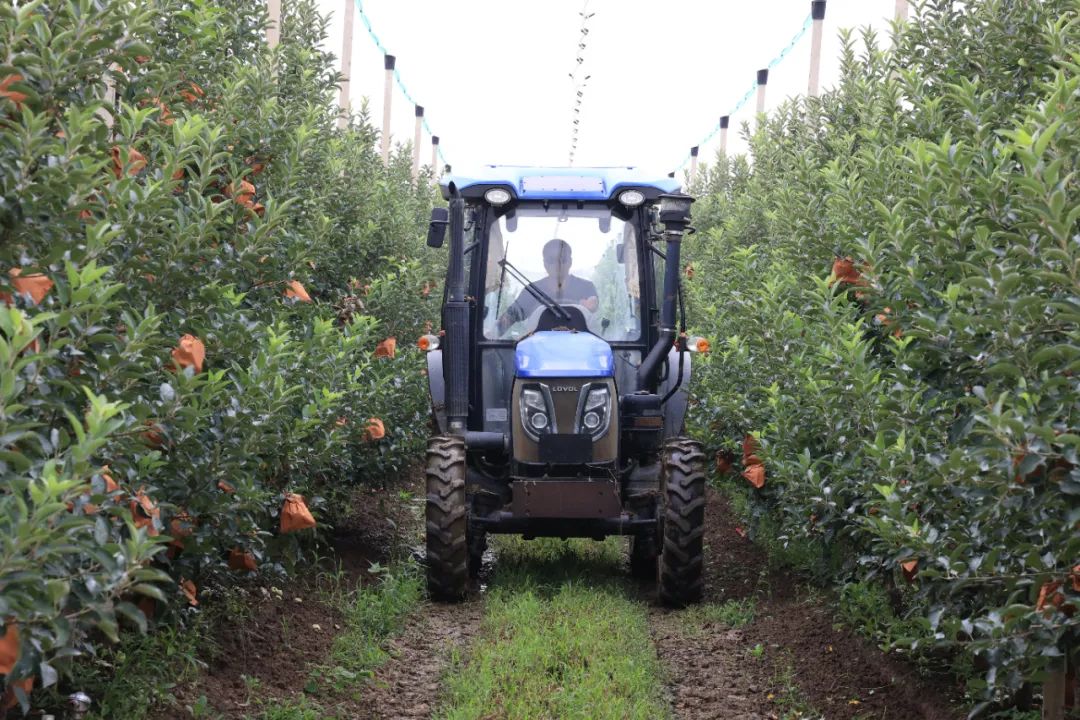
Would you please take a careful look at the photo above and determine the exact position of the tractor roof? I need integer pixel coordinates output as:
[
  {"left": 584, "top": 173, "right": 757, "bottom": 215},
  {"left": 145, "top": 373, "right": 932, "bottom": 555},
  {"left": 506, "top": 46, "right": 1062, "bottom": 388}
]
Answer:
[{"left": 439, "top": 166, "right": 680, "bottom": 202}]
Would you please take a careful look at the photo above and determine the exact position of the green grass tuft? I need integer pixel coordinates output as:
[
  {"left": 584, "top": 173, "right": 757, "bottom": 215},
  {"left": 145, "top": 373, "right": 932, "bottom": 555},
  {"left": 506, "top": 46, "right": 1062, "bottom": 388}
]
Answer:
[
  {"left": 318, "top": 562, "right": 425, "bottom": 688},
  {"left": 679, "top": 598, "right": 756, "bottom": 636}
]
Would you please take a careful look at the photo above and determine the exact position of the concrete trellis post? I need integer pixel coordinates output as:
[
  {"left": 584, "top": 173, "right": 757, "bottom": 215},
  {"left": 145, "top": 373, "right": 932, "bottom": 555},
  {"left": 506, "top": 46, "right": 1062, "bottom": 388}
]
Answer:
[
  {"left": 412, "top": 105, "right": 424, "bottom": 181},
  {"left": 756, "top": 68, "right": 769, "bottom": 126},
  {"left": 100, "top": 64, "right": 118, "bottom": 129},
  {"left": 380, "top": 54, "right": 395, "bottom": 165},
  {"left": 808, "top": 0, "right": 826, "bottom": 97},
  {"left": 431, "top": 136, "right": 440, "bottom": 182},
  {"left": 1043, "top": 656, "right": 1067, "bottom": 720},
  {"left": 719, "top": 116, "right": 730, "bottom": 154},
  {"left": 895, "top": 0, "right": 909, "bottom": 21},
  {"left": 689, "top": 146, "right": 699, "bottom": 187},
  {"left": 338, "top": 0, "right": 355, "bottom": 128},
  {"left": 267, "top": 0, "right": 281, "bottom": 48}
]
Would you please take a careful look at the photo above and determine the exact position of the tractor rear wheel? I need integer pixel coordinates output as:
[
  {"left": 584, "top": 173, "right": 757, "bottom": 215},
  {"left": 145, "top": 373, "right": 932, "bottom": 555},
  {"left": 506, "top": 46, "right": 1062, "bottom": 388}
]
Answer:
[
  {"left": 658, "top": 438, "right": 706, "bottom": 606},
  {"left": 425, "top": 435, "right": 467, "bottom": 601}
]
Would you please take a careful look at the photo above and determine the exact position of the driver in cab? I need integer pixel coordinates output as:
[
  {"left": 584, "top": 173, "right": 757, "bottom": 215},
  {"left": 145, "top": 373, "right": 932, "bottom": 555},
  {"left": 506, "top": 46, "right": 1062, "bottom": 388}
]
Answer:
[{"left": 496, "top": 239, "right": 599, "bottom": 335}]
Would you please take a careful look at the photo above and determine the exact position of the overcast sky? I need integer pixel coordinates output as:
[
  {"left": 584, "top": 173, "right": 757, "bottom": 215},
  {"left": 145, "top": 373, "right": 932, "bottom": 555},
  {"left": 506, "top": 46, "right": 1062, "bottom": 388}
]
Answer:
[{"left": 314, "top": 0, "right": 904, "bottom": 176}]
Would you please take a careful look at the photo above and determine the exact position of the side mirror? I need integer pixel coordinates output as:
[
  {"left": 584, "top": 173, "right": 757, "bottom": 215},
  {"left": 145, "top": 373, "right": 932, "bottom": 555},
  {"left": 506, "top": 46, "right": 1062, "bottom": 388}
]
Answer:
[{"left": 427, "top": 207, "right": 449, "bottom": 248}]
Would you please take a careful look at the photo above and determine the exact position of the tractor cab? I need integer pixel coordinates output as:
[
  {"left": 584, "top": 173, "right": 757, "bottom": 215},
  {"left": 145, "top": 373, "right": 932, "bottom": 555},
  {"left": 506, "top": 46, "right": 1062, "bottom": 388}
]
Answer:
[{"left": 421, "top": 167, "right": 707, "bottom": 606}]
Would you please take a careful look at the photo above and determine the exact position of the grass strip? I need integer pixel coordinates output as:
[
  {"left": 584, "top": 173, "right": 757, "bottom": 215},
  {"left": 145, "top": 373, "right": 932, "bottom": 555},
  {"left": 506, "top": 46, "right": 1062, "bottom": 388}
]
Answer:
[
  {"left": 321, "top": 562, "right": 425, "bottom": 685},
  {"left": 438, "top": 537, "right": 670, "bottom": 720}
]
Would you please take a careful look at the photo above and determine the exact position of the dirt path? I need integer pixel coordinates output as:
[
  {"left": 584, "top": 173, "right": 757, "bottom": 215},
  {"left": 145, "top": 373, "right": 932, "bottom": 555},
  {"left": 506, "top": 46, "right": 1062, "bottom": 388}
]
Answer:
[
  {"left": 156, "top": 475, "right": 442, "bottom": 719},
  {"left": 160, "top": 477, "right": 965, "bottom": 720},
  {"left": 650, "top": 488, "right": 963, "bottom": 720},
  {"left": 354, "top": 598, "right": 484, "bottom": 719}
]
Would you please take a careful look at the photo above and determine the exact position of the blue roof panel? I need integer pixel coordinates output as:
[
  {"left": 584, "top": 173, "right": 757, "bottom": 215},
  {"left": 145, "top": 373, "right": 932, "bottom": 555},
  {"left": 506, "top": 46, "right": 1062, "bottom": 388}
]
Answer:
[{"left": 440, "top": 165, "right": 680, "bottom": 201}]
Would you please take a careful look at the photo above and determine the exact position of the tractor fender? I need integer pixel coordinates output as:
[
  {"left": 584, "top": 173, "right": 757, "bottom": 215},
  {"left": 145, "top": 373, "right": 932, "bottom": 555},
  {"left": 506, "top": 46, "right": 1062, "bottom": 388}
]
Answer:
[
  {"left": 659, "top": 347, "right": 692, "bottom": 436},
  {"left": 426, "top": 349, "right": 448, "bottom": 433}
]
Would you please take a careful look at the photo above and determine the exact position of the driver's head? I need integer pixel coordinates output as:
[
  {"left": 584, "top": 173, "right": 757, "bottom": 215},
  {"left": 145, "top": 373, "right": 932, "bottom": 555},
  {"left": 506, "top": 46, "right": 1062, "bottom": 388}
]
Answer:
[{"left": 542, "top": 239, "right": 572, "bottom": 283}]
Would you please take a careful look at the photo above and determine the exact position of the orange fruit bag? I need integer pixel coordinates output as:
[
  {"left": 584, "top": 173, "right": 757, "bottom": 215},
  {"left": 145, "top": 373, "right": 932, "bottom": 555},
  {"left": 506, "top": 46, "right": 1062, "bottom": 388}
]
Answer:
[
  {"left": 742, "top": 434, "right": 762, "bottom": 467},
  {"left": 8, "top": 268, "right": 53, "bottom": 305},
  {"left": 374, "top": 337, "right": 397, "bottom": 358},
  {"left": 180, "top": 579, "right": 198, "bottom": 606},
  {"left": 742, "top": 464, "right": 766, "bottom": 489},
  {"left": 171, "top": 334, "right": 205, "bottom": 372},
  {"left": 900, "top": 559, "right": 919, "bottom": 582},
  {"left": 281, "top": 493, "right": 316, "bottom": 533},
  {"left": 141, "top": 421, "right": 166, "bottom": 449},
  {"left": 111, "top": 146, "right": 147, "bottom": 178},
  {"left": 0, "top": 624, "right": 18, "bottom": 676},
  {"left": 225, "top": 180, "right": 256, "bottom": 208},
  {"left": 830, "top": 256, "right": 867, "bottom": 287},
  {"left": 0, "top": 74, "right": 28, "bottom": 109},
  {"left": 363, "top": 418, "right": 385, "bottom": 442},
  {"left": 283, "top": 280, "right": 312, "bottom": 302},
  {"left": 228, "top": 548, "right": 258, "bottom": 572},
  {"left": 169, "top": 512, "right": 194, "bottom": 550},
  {"left": 1037, "top": 580, "right": 1065, "bottom": 612},
  {"left": 1, "top": 677, "right": 33, "bottom": 712},
  {"left": 130, "top": 489, "right": 160, "bottom": 536}
]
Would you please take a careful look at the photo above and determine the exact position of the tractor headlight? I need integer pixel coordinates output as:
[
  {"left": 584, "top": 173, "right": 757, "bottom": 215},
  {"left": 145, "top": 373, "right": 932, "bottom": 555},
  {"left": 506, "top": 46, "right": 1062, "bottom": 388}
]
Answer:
[
  {"left": 520, "top": 385, "right": 555, "bottom": 440},
  {"left": 618, "top": 189, "right": 645, "bottom": 207},
  {"left": 577, "top": 384, "right": 611, "bottom": 437},
  {"left": 484, "top": 188, "right": 512, "bottom": 206}
]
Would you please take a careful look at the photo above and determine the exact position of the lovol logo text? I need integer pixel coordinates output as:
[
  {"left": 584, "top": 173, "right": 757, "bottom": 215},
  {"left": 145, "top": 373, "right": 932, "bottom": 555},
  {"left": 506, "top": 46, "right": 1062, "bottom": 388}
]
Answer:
[{"left": 550, "top": 385, "right": 580, "bottom": 393}]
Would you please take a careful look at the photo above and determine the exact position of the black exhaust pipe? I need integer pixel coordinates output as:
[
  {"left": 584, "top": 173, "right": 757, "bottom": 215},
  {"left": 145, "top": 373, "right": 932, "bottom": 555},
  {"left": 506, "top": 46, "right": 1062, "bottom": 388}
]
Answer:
[
  {"left": 638, "top": 193, "right": 694, "bottom": 389},
  {"left": 443, "top": 183, "right": 470, "bottom": 434}
]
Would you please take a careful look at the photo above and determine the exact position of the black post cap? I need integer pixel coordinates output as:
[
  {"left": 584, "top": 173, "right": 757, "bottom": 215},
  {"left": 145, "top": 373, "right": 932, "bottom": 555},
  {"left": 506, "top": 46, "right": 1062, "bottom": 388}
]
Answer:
[
  {"left": 384, "top": 54, "right": 396, "bottom": 70},
  {"left": 432, "top": 136, "right": 439, "bottom": 145},
  {"left": 757, "top": 68, "right": 769, "bottom": 85},
  {"left": 812, "top": 0, "right": 826, "bottom": 20},
  {"left": 415, "top": 105, "right": 424, "bottom": 117},
  {"left": 690, "top": 146, "right": 699, "bottom": 157},
  {"left": 720, "top": 115, "right": 730, "bottom": 129}
]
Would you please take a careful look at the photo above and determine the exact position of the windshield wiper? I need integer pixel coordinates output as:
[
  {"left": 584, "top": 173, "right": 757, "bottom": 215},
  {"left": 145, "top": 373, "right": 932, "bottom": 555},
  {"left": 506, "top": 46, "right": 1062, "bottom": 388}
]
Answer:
[{"left": 497, "top": 258, "right": 571, "bottom": 321}]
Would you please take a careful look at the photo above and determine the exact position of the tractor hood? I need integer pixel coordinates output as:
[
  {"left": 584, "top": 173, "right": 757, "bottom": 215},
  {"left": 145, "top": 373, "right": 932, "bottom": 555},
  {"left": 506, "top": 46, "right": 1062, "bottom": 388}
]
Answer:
[{"left": 515, "top": 331, "right": 614, "bottom": 378}]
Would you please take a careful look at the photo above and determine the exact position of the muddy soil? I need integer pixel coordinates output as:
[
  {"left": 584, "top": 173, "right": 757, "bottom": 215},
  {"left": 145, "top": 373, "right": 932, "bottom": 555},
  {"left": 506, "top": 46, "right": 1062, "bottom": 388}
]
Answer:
[
  {"left": 651, "top": 488, "right": 964, "bottom": 720},
  {"left": 161, "top": 471, "right": 966, "bottom": 720},
  {"left": 353, "top": 598, "right": 484, "bottom": 720},
  {"left": 157, "top": 474, "right": 425, "bottom": 719}
]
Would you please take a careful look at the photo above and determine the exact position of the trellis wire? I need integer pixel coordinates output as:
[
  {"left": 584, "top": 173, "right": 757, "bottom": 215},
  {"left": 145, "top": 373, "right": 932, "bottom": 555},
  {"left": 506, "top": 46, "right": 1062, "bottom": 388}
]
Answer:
[
  {"left": 674, "top": 12, "right": 812, "bottom": 173},
  {"left": 354, "top": 0, "right": 448, "bottom": 165}
]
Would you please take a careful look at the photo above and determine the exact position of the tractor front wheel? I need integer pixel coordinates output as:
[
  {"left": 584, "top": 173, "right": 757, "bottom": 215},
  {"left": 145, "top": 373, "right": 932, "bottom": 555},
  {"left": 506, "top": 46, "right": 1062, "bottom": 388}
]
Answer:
[
  {"left": 425, "top": 435, "right": 467, "bottom": 601},
  {"left": 658, "top": 438, "right": 706, "bottom": 606}
]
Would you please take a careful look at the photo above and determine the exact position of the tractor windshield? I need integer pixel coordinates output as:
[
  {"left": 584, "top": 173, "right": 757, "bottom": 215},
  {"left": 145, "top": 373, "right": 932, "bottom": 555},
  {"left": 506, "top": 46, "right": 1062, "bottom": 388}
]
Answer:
[{"left": 482, "top": 206, "right": 641, "bottom": 341}]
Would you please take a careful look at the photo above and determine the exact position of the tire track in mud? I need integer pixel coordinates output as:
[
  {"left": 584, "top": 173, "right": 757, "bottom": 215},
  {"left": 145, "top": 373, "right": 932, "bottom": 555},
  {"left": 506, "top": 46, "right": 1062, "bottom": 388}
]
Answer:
[{"left": 356, "top": 597, "right": 484, "bottom": 720}]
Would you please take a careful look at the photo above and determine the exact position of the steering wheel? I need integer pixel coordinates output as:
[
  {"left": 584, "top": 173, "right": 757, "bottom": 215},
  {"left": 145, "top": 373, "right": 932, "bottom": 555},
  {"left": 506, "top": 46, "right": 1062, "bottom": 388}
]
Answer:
[{"left": 514, "top": 303, "right": 603, "bottom": 337}]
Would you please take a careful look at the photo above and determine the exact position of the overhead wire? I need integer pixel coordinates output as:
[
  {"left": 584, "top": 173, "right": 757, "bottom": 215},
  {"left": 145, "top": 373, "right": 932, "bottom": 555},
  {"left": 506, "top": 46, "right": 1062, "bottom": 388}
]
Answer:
[
  {"left": 354, "top": 0, "right": 448, "bottom": 165},
  {"left": 567, "top": 0, "right": 595, "bottom": 166},
  {"left": 673, "top": 12, "right": 813, "bottom": 173}
]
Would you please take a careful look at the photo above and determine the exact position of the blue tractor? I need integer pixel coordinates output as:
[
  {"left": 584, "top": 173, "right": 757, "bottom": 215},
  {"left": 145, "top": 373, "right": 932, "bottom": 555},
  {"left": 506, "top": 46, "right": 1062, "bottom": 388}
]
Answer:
[{"left": 421, "top": 166, "right": 706, "bottom": 605}]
